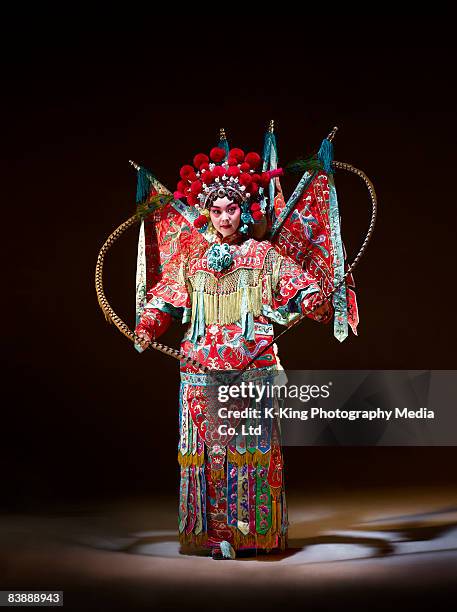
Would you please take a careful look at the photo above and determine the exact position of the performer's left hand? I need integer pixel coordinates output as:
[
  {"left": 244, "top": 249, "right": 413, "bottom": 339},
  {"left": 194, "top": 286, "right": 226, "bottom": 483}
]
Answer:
[{"left": 301, "top": 294, "right": 332, "bottom": 323}]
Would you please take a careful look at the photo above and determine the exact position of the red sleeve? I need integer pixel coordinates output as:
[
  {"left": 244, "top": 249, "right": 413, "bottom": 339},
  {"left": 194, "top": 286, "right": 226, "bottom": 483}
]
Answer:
[
  {"left": 135, "top": 307, "right": 172, "bottom": 342},
  {"left": 271, "top": 256, "right": 318, "bottom": 308},
  {"left": 271, "top": 253, "right": 333, "bottom": 324}
]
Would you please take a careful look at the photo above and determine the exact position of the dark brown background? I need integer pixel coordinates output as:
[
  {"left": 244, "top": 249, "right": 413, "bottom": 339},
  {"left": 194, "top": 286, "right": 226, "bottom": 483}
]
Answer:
[{"left": 2, "top": 20, "right": 456, "bottom": 509}]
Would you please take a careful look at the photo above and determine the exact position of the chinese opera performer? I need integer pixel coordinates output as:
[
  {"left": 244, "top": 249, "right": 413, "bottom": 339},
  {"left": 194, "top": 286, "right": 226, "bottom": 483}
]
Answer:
[{"left": 96, "top": 123, "right": 369, "bottom": 560}]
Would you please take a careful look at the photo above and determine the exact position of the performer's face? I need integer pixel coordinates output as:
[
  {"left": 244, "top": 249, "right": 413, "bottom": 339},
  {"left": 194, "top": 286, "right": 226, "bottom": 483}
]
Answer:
[{"left": 209, "top": 197, "right": 241, "bottom": 237}]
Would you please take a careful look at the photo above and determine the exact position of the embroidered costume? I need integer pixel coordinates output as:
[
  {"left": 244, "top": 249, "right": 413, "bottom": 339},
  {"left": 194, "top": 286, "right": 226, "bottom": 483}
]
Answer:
[{"left": 132, "top": 126, "right": 359, "bottom": 556}]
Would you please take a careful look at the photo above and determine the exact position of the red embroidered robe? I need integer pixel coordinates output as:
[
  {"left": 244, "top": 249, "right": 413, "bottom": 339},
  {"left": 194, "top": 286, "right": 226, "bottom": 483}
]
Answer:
[{"left": 135, "top": 237, "right": 330, "bottom": 551}]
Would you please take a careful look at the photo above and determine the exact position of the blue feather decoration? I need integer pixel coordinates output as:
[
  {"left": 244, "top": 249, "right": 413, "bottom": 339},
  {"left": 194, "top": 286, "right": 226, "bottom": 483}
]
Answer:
[
  {"left": 136, "top": 166, "right": 153, "bottom": 204},
  {"left": 317, "top": 138, "right": 334, "bottom": 175}
]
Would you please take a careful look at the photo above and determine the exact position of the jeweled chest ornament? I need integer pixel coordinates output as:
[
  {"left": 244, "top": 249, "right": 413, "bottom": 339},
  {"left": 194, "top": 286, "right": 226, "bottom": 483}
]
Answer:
[{"left": 206, "top": 243, "right": 233, "bottom": 272}]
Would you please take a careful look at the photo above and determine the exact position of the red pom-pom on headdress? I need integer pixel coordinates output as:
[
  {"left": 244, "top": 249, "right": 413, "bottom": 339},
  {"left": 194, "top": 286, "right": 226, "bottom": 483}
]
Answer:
[
  {"left": 177, "top": 180, "right": 188, "bottom": 194},
  {"left": 239, "top": 173, "right": 252, "bottom": 188},
  {"left": 190, "top": 180, "right": 202, "bottom": 194},
  {"left": 180, "top": 165, "right": 195, "bottom": 180},
  {"left": 227, "top": 166, "right": 240, "bottom": 178},
  {"left": 193, "top": 153, "right": 209, "bottom": 169},
  {"left": 212, "top": 166, "right": 225, "bottom": 178},
  {"left": 194, "top": 214, "right": 208, "bottom": 229},
  {"left": 240, "top": 162, "right": 250, "bottom": 172},
  {"left": 250, "top": 202, "right": 264, "bottom": 221},
  {"left": 245, "top": 152, "right": 261, "bottom": 169},
  {"left": 202, "top": 170, "right": 214, "bottom": 185},
  {"left": 229, "top": 148, "right": 245, "bottom": 163},
  {"left": 210, "top": 147, "right": 226, "bottom": 163}
]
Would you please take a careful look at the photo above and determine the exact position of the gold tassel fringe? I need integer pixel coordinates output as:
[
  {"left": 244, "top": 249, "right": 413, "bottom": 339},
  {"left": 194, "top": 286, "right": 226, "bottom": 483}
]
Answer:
[
  {"left": 192, "top": 285, "right": 263, "bottom": 326},
  {"left": 227, "top": 448, "right": 271, "bottom": 467},
  {"left": 177, "top": 451, "right": 204, "bottom": 467}
]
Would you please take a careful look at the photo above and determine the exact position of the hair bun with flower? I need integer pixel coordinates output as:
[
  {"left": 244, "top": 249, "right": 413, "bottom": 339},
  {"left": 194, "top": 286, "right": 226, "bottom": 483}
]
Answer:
[{"left": 174, "top": 146, "right": 283, "bottom": 234}]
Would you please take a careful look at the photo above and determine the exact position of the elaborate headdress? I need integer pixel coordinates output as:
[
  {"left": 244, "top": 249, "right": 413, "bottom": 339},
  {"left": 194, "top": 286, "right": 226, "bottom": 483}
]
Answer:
[{"left": 174, "top": 140, "right": 283, "bottom": 235}]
